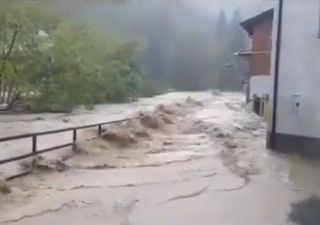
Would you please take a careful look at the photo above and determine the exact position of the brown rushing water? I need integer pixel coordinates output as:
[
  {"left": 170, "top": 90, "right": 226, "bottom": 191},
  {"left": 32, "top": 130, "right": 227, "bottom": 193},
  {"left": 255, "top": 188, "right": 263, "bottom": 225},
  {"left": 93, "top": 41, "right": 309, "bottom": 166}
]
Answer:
[{"left": 0, "top": 92, "right": 319, "bottom": 225}]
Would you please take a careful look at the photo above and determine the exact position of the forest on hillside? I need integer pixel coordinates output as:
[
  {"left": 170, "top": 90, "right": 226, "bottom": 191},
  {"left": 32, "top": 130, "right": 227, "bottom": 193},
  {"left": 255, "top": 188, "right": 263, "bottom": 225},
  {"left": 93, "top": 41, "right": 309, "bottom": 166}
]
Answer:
[
  {"left": 0, "top": 0, "right": 249, "bottom": 112},
  {"left": 87, "top": 0, "right": 249, "bottom": 91}
]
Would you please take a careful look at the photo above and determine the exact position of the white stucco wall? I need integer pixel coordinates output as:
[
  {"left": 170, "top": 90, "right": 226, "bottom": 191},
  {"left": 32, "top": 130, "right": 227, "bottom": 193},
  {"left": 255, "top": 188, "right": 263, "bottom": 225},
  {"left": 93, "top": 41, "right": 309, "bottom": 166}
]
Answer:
[
  {"left": 275, "top": 0, "right": 320, "bottom": 138},
  {"left": 250, "top": 75, "right": 272, "bottom": 99}
]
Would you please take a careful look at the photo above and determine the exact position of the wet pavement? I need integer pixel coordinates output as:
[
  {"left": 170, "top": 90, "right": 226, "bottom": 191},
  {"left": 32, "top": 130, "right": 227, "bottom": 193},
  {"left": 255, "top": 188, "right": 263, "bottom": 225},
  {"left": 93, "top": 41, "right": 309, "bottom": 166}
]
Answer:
[{"left": 0, "top": 92, "right": 320, "bottom": 225}]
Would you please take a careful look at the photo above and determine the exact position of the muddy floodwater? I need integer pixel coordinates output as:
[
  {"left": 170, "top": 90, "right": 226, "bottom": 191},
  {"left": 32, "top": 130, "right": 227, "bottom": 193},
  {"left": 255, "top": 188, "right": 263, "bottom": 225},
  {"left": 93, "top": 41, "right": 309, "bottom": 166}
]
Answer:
[{"left": 0, "top": 92, "right": 320, "bottom": 225}]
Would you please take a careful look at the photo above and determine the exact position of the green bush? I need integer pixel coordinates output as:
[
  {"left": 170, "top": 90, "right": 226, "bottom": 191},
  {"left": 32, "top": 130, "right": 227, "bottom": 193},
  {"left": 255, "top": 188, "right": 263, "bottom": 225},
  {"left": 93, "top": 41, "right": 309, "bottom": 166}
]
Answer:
[{"left": 0, "top": 3, "right": 155, "bottom": 112}]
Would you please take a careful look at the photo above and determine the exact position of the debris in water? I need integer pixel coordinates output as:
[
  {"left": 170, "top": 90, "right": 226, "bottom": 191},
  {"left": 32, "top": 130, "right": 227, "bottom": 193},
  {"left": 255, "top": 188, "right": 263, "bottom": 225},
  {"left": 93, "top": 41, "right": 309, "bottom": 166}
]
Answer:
[
  {"left": 163, "top": 140, "right": 174, "bottom": 146},
  {"left": 223, "top": 141, "right": 238, "bottom": 149},
  {"left": 160, "top": 113, "right": 174, "bottom": 124},
  {"left": 55, "top": 160, "right": 68, "bottom": 172},
  {"left": 20, "top": 156, "right": 69, "bottom": 172},
  {"left": 185, "top": 97, "right": 203, "bottom": 107},
  {"left": 211, "top": 90, "right": 221, "bottom": 96},
  {"left": 126, "top": 119, "right": 150, "bottom": 138},
  {"left": 0, "top": 179, "right": 11, "bottom": 194},
  {"left": 72, "top": 144, "right": 88, "bottom": 154},
  {"left": 133, "top": 129, "right": 150, "bottom": 138},
  {"left": 139, "top": 113, "right": 162, "bottom": 129},
  {"left": 83, "top": 164, "right": 116, "bottom": 170},
  {"left": 62, "top": 118, "right": 70, "bottom": 123},
  {"left": 158, "top": 104, "right": 175, "bottom": 115},
  {"left": 216, "top": 132, "right": 227, "bottom": 138},
  {"left": 102, "top": 130, "right": 137, "bottom": 147}
]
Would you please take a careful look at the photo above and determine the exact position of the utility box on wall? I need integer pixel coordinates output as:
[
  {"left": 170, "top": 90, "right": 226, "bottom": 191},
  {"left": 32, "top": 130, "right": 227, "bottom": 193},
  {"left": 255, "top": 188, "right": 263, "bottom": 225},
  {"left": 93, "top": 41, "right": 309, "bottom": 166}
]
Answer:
[{"left": 292, "top": 94, "right": 301, "bottom": 114}]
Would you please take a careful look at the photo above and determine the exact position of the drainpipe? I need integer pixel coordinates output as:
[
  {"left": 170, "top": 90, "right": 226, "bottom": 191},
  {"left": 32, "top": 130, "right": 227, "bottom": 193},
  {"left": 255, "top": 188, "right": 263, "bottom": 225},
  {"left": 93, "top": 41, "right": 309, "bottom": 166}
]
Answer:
[{"left": 270, "top": 0, "right": 284, "bottom": 149}]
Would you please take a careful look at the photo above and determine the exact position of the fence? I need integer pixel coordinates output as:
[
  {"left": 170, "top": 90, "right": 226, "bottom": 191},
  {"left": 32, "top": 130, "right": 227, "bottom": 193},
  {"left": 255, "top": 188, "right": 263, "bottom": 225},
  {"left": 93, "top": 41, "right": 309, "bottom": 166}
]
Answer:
[{"left": 0, "top": 118, "right": 131, "bottom": 166}]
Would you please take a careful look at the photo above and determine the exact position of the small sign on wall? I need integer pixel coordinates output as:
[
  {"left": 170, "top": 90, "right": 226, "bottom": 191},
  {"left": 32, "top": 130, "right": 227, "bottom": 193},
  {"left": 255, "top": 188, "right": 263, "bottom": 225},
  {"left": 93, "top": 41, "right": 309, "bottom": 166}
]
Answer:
[{"left": 292, "top": 94, "right": 301, "bottom": 114}]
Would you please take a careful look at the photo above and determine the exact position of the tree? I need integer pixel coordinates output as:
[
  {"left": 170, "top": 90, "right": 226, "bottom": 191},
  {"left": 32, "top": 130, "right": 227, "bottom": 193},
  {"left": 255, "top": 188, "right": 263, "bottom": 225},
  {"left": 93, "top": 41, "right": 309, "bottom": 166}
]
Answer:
[
  {"left": 216, "top": 10, "right": 249, "bottom": 91},
  {"left": 224, "top": 10, "right": 248, "bottom": 90},
  {"left": 0, "top": 1, "right": 68, "bottom": 107},
  {"left": 29, "top": 24, "right": 147, "bottom": 112},
  {"left": 228, "top": 10, "right": 248, "bottom": 53},
  {"left": 0, "top": 1, "right": 152, "bottom": 112},
  {"left": 165, "top": 32, "right": 221, "bottom": 90},
  {"left": 215, "top": 9, "right": 228, "bottom": 42},
  {"left": 0, "top": 3, "right": 37, "bottom": 106}
]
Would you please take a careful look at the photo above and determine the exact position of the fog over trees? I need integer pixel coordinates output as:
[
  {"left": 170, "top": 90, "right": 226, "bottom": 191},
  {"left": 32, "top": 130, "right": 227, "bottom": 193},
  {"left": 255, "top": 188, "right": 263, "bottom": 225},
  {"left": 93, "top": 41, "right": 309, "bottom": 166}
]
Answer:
[
  {"left": 85, "top": 0, "right": 249, "bottom": 91},
  {"left": 0, "top": 0, "right": 270, "bottom": 112}
]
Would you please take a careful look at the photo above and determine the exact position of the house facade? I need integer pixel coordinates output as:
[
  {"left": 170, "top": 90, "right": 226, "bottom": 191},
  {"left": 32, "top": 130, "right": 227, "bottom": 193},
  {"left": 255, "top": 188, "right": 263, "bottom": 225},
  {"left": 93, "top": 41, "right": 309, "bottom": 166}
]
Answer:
[
  {"left": 241, "top": 0, "right": 320, "bottom": 156},
  {"left": 267, "top": 0, "right": 320, "bottom": 156},
  {"left": 239, "top": 9, "right": 274, "bottom": 101}
]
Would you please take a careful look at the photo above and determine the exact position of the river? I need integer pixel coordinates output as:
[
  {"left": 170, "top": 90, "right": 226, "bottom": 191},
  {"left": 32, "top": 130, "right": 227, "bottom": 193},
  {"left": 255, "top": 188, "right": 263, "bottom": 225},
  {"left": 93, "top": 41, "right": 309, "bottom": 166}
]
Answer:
[{"left": 0, "top": 92, "right": 319, "bottom": 225}]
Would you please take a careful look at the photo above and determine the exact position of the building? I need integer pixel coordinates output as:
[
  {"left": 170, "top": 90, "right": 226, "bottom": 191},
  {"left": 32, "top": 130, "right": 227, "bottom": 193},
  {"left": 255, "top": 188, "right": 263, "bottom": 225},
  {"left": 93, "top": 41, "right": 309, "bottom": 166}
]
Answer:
[
  {"left": 268, "top": 0, "right": 320, "bottom": 156},
  {"left": 238, "top": 9, "right": 274, "bottom": 104},
  {"left": 241, "top": 0, "right": 320, "bottom": 156}
]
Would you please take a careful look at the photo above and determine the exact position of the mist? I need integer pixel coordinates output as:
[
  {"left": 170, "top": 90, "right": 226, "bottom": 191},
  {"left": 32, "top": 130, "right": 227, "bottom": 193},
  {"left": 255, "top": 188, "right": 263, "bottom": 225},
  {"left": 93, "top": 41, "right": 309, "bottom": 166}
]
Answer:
[
  {"left": 61, "top": 0, "right": 274, "bottom": 91},
  {"left": 0, "top": 0, "right": 275, "bottom": 111}
]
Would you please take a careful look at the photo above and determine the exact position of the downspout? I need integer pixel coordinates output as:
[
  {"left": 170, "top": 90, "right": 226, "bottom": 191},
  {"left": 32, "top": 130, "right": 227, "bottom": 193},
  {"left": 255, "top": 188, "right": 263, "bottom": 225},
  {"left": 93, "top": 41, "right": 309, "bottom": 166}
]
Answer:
[{"left": 270, "top": 0, "right": 284, "bottom": 149}]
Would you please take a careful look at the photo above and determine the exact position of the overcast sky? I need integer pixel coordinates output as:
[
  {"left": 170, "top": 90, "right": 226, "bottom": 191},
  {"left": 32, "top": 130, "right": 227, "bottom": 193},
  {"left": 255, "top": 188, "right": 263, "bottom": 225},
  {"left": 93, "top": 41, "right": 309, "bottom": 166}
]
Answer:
[{"left": 189, "top": 0, "right": 275, "bottom": 19}]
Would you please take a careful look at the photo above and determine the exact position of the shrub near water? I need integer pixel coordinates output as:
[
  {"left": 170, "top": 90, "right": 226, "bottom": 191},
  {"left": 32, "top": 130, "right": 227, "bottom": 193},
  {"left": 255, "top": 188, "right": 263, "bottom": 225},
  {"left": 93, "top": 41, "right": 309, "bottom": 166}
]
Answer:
[
  {"left": 0, "top": 3, "right": 154, "bottom": 112},
  {"left": 28, "top": 25, "right": 151, "bottom": 112}
]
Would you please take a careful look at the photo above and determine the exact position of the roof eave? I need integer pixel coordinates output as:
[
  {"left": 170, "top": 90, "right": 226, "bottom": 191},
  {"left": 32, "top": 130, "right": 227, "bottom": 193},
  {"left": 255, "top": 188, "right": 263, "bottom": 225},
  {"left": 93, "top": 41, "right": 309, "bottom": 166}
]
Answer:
[{"left": 240, "top": 8, "right": 274, "bottom": 36}]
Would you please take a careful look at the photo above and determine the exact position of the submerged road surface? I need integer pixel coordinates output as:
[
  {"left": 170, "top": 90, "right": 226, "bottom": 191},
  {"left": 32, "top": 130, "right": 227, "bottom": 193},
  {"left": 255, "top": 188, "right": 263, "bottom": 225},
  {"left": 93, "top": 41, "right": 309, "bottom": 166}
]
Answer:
[{"left": 0, "top": 92, "right": 320, "bottom": 225}]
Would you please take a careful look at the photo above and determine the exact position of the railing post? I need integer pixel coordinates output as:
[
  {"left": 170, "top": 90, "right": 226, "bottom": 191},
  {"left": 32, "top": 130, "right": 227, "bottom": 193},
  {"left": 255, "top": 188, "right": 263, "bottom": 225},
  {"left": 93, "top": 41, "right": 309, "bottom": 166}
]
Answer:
[
  {"left": 98, "top": 125, "right": 102, "bottom": 136},
  {"left": 32, "top": 135, "right": 37, "bottom": 154},
  {"left": 0, "top": 118, "right": 131, "bottom": 166},
  {"left": 73, "top": 129, "right": 77, "bottom": 143},
  {"left": 72, "top": 129, "right": 77, "bottom": 151}
]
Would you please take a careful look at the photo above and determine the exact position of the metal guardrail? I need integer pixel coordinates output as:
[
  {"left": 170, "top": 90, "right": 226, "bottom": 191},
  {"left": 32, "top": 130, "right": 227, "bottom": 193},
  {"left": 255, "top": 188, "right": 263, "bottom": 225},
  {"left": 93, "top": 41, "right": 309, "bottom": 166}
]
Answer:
[{"left": 0, "top": 118, "right": 131, "bottom": 165}]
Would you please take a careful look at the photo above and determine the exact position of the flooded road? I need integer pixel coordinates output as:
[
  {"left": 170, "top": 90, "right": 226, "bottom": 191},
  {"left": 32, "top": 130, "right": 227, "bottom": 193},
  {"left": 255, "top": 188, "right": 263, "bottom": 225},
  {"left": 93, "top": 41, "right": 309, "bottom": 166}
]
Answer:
[{"left": 0, "top": 92, "right": 320, "bottom": 225}]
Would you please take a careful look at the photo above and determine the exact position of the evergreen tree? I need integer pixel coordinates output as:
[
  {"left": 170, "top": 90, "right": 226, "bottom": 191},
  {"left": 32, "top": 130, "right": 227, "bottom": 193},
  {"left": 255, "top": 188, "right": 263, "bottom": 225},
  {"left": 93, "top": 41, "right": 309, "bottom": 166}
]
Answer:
[
  {"left": 228, "top": 10, "right": 248, "bottom": 53},
  {"left": 217, "top": 10, "right": 249, "bottom": 91},
  {"left": 226, "top": 10, "right": 248, "bottom": 90},
  {"left": 215, "top": 9, "right": 230, "bottom": 89},
  {"left": 215, "top": 9, "right": 228, "bottom": 41}
]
